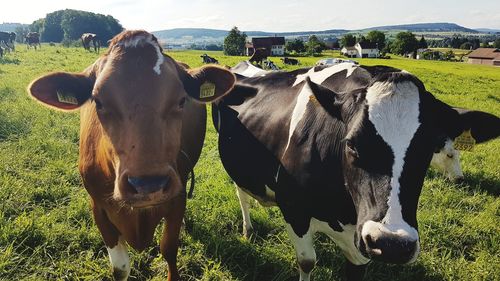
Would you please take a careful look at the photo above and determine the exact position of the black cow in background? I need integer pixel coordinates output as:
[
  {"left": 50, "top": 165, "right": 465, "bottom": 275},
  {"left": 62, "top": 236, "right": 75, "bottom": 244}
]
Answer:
[
  {"left": 249, "top": 48, "right": 269, "bottom": 65},
  {"left": 25, "top": 32, "right": 41, "bottom": 50},
  {"left": 0, "top": 31, "right": 16, "bottom": 52},
  {"left": 281, "top": 57, "right": 300, "bottom": 65},
  {"left": 201, "top": 53, "right": 219, "bottom": 64}
]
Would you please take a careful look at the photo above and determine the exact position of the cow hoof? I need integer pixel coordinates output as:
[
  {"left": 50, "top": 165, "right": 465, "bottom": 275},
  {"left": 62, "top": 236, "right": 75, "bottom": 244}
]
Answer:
[
  {"left": 243, "top": 227, "right": 255, "bottom": 239},
  {"left": 112, "top": 267, "right": 128, "bottom": 281}
]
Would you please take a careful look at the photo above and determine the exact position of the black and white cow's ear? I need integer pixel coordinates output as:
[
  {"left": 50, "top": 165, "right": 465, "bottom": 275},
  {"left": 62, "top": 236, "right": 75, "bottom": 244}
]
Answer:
[
  {"left": 28, "top": 72, "right": 94, "bottom": 111},
  {"left": 454, "top": 108, "right": 500, "bottom": 143},
  {"left": 184, "top": 65, "right": 236, "bottom": 103},
  {"left": 427, "top": 94, "right": 464, "bottom": 140},
  {"left": 306, "top": 77, "right": 343, "bottom": 120}
]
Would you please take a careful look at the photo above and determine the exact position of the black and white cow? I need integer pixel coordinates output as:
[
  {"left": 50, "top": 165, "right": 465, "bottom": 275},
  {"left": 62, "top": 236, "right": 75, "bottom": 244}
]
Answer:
[
  {"left": 431, "top": 108, "right": 500, "bottom": 181},
  {"left": 0, "top": 31, "right": 16, "bottom": 52},
  {"left": 201, "top": 53, "right": 219, "bottom": 64},
  {"left": 212, "top": 63, "right": 500, "bottom": 281}
]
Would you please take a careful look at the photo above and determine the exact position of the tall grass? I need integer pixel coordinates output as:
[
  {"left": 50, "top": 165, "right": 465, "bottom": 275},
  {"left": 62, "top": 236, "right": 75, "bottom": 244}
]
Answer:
[{"left": 0, "top": 45, "right": 498, "bottom": 280}]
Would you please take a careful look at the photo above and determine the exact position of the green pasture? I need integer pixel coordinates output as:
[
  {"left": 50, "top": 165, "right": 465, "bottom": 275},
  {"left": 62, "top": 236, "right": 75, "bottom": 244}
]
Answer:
[{"left": 0, "top": 45, "right": 499, "bottom": 280}]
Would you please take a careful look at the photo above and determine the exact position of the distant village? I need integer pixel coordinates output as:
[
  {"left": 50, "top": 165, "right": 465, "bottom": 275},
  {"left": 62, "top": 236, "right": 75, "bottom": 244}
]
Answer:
[{"left": 165, "top": 29, "right": 500, "bottom": 67}]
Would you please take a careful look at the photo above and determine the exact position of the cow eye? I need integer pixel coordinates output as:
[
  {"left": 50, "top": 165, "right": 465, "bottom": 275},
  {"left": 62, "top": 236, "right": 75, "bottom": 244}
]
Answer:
[{"left": 178, "top": 97, "right": 187, "bottom": 109}]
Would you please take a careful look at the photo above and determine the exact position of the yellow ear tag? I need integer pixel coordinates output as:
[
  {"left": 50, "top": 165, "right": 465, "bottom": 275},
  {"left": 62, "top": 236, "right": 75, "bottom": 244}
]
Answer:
[
  {"left": 57, "top": 90, "right": 78, "bottom": 105},
  {"left": 454, "top": 129, "right": 476, "bottom": 151},
  {"left": 309, "top": 95, "right": 320, "bottom": 106},
  {"left": 200, "top": 82, "right": 216, "bottom": 99}
]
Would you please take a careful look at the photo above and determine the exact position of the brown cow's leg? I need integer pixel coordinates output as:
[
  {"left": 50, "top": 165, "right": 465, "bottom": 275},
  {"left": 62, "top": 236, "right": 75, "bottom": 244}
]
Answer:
[
  {"left": 92, "top": 203, "right": 131, "bottom": 281},
  {"left": 160, "top": 197, "right": 186, "bottom": 281}
]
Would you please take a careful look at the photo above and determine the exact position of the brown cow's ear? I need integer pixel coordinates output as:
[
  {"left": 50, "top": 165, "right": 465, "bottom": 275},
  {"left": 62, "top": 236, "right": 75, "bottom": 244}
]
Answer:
[
  {"left": 185, "top": 65, "right": 236, "bottom": 103},
  {"left": 28, "top": 72, "right": 94, "bottom": 111}
]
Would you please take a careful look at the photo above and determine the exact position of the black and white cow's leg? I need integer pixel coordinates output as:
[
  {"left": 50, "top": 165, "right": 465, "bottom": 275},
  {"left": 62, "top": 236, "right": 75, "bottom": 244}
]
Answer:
[
  {"left": 235, "top": 185, "right": 254, "bottom": 238},
  {"left": 285, "top": 224, "right": 316, "bottom": 281},
  {"left": 344, "top": 260, "right": 367, "bottom": 281}
]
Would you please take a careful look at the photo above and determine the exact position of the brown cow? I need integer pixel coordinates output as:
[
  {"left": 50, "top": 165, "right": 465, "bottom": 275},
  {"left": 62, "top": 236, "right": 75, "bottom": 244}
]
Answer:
[
  {"left": 28, "top": 30, "right": 235, "bottom": 281},
  {"left": 81, "top": 33, "right": 100, "bottom": 53}
]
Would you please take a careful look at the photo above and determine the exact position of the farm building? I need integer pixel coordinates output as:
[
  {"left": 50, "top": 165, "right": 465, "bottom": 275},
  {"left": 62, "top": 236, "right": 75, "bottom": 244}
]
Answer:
[
  {"left": 341, "top": 42, "right": 380, "bottom": 58},
  {"left": 467, "top": 48, "right": 500, "bottom": 66},
  {"left": 341, "top": 46, "right": 358, "bottom": 58},
  {"left": 246, "top": 36, "right": 285, "bottom": 56}
]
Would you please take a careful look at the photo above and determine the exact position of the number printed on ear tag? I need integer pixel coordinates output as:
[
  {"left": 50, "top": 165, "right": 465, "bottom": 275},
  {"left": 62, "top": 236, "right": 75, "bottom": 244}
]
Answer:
[
  {"left": 200, "top": 82, "right": 216, "bottom": 99},
  {"left": 57, "top": 91, "right": 78, "bottom": 105},
  {"left": 454, "top": 129, "right": 476, "bottom": 151}
]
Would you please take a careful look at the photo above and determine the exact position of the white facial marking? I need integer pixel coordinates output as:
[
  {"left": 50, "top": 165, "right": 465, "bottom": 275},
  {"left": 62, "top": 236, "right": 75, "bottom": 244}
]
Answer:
[
  {"left": 116, "top": 33, "right": 164, "bottom": 75},
  {"left": 283, "top": 81, "right": 314, "bottom": 156},
  {"left": 107, "top": 238, "right": 131, "bottom": 281},
  {"left": 293, "top": 62, "right": 357, "bottom": 87},
  {"left": 366, "top": 81, "right": 421, "bottom": 239},
  {"left": 431, "top": 139, "right": 463, "bottom": 181},
  {"left": 310, "top": 218, "right": 370, "bottom": 265}
]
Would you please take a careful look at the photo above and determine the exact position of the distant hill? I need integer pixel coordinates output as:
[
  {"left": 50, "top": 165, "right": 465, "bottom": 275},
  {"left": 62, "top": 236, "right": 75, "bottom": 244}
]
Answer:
[
  {"left": 0, "top": 23, "right": 27, "bottom": 32},
  {"left": 361, "top": 22, "right": 478, "bottom": 33},
  {"left": 152, "top": 22, "right": 482, "bottom": 44},
  {"left": 152, "top": 28, "right": 349, "bottom": 40},
  {"left": 474, "top": 28, "right": 500, "bottom": 33}
]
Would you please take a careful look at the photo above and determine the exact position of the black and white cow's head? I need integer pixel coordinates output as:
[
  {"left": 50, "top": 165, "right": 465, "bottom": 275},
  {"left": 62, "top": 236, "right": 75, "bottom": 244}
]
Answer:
[{"left": 313, "top": 70, "right": 499, "bottom": 264}]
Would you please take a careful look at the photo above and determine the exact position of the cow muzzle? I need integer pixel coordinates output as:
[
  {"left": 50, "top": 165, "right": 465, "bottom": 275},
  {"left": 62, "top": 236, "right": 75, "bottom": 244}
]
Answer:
[
  {"left": 116, "top": 169, "right": 182, "bottom": 208},
  {"left": 359, "top": 220, "right": 420, "bottom": 264}
]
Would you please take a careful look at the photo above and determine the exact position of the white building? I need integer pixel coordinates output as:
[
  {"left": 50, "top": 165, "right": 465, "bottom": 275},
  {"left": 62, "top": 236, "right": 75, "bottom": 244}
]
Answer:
[
  {"left": 341, "top": 46, "right": 358, "bottom": 58},
  {"left": 354, "top": 42, "right": 379, "bottom": 58}
]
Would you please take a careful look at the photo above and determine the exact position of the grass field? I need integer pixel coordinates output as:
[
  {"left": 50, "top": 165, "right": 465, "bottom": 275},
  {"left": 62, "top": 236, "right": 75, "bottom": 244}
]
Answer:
[{"left": 0, "top": 45, "right": 499, "bottom": 281}]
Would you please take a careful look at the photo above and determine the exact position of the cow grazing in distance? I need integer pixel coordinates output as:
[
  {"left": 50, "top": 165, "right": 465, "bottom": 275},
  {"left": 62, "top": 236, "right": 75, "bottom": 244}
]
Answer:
[
  {"left": 81, "top": 33, "right": 100, "bottom": 53},
  {"left": 28, "top": 30, "right": 236, "bottom": 281},
  {"left": 264, "top": 59, "right": 280, "bottom": 70},
  {"left": 213, "top": 62, "right": 500, "bottom": 280},
  {"left": 201, "top": 53, "right": 218, "bottom": 64},
  {"left": 249, "top": 48, "right": 269, "bottom": 65},
  {"left": 0, "top": 31, "right": 16, "bottom": 52},
  {"left": 25, "top": 32, "right": 41, "bottom": 50},
  {"left": 281, "top": 57, "right": 300, "bottom": 65}
]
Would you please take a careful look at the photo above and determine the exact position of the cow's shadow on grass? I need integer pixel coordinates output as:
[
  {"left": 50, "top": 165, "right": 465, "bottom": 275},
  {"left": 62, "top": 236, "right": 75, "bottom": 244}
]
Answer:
[
  {"left": 426, "top": 169, "right": 499, "bottom": 196},
  {"left": 0, "top": 57, "right": 21, "bottom": 65},
  {"left": 182, "top": 213, "right": 448, "bottom": 281}
]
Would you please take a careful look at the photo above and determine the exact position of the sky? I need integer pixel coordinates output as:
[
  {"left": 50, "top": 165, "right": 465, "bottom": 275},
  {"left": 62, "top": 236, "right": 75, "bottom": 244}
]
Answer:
[{"left": 2, "top": 0, "right": 500, "bottom": 32}]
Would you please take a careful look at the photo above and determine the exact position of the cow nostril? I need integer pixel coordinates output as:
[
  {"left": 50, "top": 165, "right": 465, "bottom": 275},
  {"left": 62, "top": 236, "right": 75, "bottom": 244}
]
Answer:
[
  {"left": 127, "top": 176, "right": 170, "bottom": 194},
  {"left": 447, "top": 154, "right": 454, "bottom": 158}
]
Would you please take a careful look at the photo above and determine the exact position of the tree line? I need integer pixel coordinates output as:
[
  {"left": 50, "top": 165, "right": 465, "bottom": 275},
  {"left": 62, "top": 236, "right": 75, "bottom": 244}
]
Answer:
[
  {"left": 15, "top": 9, "right": 123, "bottom": 45},
  {"left": 224, "top": 26, "right": 500, "bottom": 58}
]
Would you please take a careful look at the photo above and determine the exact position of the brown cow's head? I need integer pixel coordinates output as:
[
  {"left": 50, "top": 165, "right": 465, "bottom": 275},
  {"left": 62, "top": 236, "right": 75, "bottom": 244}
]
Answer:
[{"left": 29, "top": 30, "right": 235, "bottom": 208}]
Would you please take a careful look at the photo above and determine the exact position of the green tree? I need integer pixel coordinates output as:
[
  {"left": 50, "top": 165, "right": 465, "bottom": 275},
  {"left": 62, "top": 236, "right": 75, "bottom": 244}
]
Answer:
[
  {"left": 285, "top": 38, "right": 306, "bottom": 53},
  {"left": 419, "top": 36, "right": 428, "bottom": 49},
  {"left": 494, "top": 38, "right": 500, "bottom": 49},
  {"left": 391, "top": 32, "right": 419, "bottom": 56},
  {"left": 460, "top": 42, "right": 472, "bottom": 50},
  {"left": 366, "top": 30, "right": 386, "bottom": 51},
  {"left": 340, "top": 34, "right": 356, "bottom": 47},
  {"left": 306, "top": 35, "right": 326, "bottom": 56},
  {"left": 223, "top": 26, "right": 247, "bottom": 56},
  {"left": 29, "top": 9, "right": 123, "bottom": 44}
]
